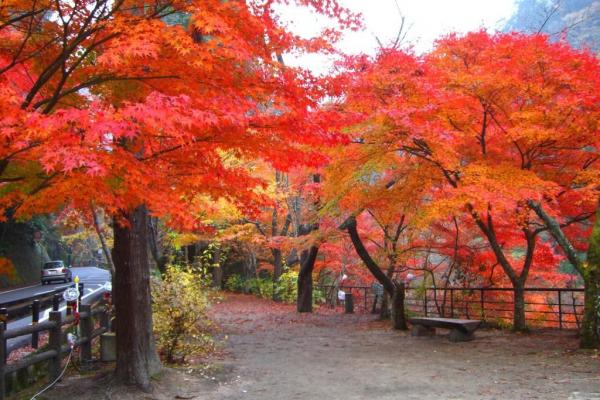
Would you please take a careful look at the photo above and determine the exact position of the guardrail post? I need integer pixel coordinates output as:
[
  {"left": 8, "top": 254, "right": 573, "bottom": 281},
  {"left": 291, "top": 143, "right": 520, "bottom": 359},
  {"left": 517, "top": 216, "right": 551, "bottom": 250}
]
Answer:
[
  {"left": 78, "top": 283, "right": 84, "bottom": 302},
  {"left": 31, "top": 300, "right": 40, "bottom": 349},
  {"left": 48, "top": 311, "right": 62, "bottom": 380},
  {"left": 558, "top": 290, "right": 563, "bottom": 330},
  {"left": 79, "top": 305, "right": 92, "bottom": 363},
  {"left": 52, "top": 294, "right": 61, "bottom": 311},
  {"left": 0, "top": 323, "right": 5, "bottom": 400}
]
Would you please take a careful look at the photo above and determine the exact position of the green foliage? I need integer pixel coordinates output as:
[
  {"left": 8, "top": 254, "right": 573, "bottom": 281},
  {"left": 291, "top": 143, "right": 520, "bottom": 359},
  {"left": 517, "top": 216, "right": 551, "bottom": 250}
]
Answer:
[
  {"left": 225, "top": 274, "right": 245, "bottom": 292},
  {"left": 274, "top": 270, "right": 298, "bottom": 303},
  {"left": 312, "top": 285, "right": 327, "bottom": 305},
  {"left": 152, "top": 265, "right": 215, "bottom": 364},
  {"left": 247, "top": 277, "right": 273, "bottom": 299},
  {"left": 225, "top": 270, "right": 328, "bottom": 305}
]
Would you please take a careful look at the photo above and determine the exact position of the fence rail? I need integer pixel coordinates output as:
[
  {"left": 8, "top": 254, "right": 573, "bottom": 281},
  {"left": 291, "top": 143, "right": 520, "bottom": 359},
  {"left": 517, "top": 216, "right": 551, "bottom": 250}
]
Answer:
[
  {"left": 316, "top": 285, "right": 585, "bottom": 330},
  {"left": 0, "top": 298, "right": 111, "bottom": 399}
]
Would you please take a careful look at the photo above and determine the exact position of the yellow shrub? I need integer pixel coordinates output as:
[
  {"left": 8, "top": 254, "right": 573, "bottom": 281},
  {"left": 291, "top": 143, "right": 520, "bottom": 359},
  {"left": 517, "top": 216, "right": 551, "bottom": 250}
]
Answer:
[{"left": 152, "top": 265, "right": 214, "bottom": 364}]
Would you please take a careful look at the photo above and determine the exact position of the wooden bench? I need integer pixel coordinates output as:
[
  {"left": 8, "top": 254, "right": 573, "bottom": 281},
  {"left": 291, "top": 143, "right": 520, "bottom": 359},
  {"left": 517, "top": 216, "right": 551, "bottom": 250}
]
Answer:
[{"left": 409, "top": 317, "right": 481, "bottom": 342}]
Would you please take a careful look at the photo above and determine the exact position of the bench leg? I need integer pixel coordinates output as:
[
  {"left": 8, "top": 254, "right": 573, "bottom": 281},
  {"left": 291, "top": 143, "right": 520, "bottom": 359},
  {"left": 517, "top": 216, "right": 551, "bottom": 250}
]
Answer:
[
  {"left": 448, "top": 328, "right": 474, "bottom": 342},
  {"left": 411, "top": 324, "right": 436, "bottom": 337}
]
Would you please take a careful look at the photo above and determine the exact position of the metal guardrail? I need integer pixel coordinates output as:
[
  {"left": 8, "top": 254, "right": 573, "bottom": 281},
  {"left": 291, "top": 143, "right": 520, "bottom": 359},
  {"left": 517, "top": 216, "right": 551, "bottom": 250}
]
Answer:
[
  {"left": 0, "top": 284, "right": 76, "bottom": 323},
  {"left": 0, "top": 298, "right": 111, "bottom": 399}
]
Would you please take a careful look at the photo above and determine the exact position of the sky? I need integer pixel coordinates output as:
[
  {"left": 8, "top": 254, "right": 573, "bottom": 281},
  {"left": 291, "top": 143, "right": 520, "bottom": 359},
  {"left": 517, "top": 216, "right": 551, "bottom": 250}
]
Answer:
[{"left": 277, "top": 0, "right": 518, "bottom": 74}]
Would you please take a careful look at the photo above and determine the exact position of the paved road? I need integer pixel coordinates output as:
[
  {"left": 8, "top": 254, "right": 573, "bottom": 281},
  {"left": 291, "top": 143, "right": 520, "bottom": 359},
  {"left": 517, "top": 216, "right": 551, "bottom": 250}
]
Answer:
[
  {"left": 0, "top": 266, "right": 110, "bottom": 305},
  {"left": 1, "top": 267, "right": 111, "bottom": 354}
]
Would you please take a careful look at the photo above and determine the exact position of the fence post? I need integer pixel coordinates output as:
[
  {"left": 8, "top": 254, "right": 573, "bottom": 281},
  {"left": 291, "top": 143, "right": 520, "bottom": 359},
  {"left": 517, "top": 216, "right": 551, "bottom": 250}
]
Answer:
[
  {"left": 345, "top": 293, "right": 354, "bottom": 314},
  {"left": 363, "top": 288, "right": 367, "bottom": 311},
  {"left": 52, "top": 294, "right": 61, "bottom": 311},
  {"left": 424, "top": 289, "right": 428, "bottom": 317},
  {"left": 480, "top": 289, "right": 485, "bottom": 320},
  {"left": 79, "top": 305, "right": 92, "bottom": 363},
  {"left": 31, "top": 300, "right": 40, "bottom": 349},
  {"left": 0, "top": 323, "right": 5, "bottom": 400},
  {"left": 48, "top": 311, "right": 62, "bottom": 380},
  {"left": 558, "top": 290, "right": 563, "bottom": 330}
]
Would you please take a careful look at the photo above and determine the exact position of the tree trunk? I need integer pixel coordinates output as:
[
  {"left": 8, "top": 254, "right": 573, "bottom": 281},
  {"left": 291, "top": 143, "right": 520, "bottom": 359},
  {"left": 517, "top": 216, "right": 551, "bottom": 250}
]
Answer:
[
  {"left": 380, "top": 265, "right": 395, "bottom": 319},
  {"left": 272, "top": 248, "right": 283, "bottom": 301},
  {"left": 512, "top": 280, "right": 527, "bottom": 332},
  {"left": 529, "top": 199, "right": 600, "bottom": 348},
  {"left": 148, "top": 217, "right": 168, "bottom": 275},
  {"left": 211, "top": 246, "right": 224, "bottom": 289},
  {"left": 342, "top": 216, "right": 395, "bottom": 295},
  {"left": 112, "top": 205, "right": 161, "bottom": 391},
  {"left": 297, "top": 246, "right": 318, "bottom": 313},
  {"left": 187, "top": 244, "right": 197, "bottom": 265},
  {"left": 391, "top": 281, "right": 408, "bottom": 330},
  {"left": 380, "top": 293, "right": 390, "bottom": 319},
  {"left": 91, "top": 206, "right": 115, "bottom": 274},
  {"left": 272, "top": 248, "right": 283, "bottom": 281},
  {"left": 581, "top": 206, "right": 600, "bottom": 348}
]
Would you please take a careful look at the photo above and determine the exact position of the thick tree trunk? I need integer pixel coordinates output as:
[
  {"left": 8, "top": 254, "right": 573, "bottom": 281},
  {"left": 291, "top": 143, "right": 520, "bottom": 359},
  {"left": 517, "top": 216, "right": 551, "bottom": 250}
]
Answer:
[
  {"left": 380, "top": 294, "right": 390, "bottom": 319},
  {"left": 297, "top": 246, "right": 318, "bottom": 313},
  {"left": 113, "top": 205, "right": 161, "bottom": 391},
  {"left": 581, "top": 207, "right": 600, "bottom": 348},
  {"left": 512, "top": 280, "right": 527, "bottom": 332},
  {"left": 581, "top": 266, "right": 600, "bottom": 348},
  {"left": 391, "top": 281, "right": 408, "bottom": 330}
]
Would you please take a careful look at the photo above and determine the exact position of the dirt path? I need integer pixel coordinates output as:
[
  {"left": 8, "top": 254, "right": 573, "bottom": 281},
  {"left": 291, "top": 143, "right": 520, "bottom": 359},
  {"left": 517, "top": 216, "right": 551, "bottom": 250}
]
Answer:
[
  {"left": 202, "top": 294, "right": 600, "bottom": 400},
  {"left": 39, "top": 293, "right": 600, "bottom": 400}
]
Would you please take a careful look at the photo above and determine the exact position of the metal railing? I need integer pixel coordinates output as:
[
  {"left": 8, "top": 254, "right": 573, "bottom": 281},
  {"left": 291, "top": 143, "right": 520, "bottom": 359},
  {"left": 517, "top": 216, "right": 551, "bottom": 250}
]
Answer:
[
  {"left": 318, "top": 284, "right": 585, "bottom": 330},
  {"left": 410, "top": 287, "right": 584, "bottom": 329},
  {"left": 0, "top": 284, "right": 77, "bottom": 323},
  {"left": 315, "top": 285, "right": 372, "bottom": 311}
]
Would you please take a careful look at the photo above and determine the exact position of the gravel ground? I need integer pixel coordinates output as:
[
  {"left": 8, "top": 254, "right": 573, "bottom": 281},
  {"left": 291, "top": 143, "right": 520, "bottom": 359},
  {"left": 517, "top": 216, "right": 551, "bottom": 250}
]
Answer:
[{"left": 37, "top": 293, "right": 600, "bottom": 400}]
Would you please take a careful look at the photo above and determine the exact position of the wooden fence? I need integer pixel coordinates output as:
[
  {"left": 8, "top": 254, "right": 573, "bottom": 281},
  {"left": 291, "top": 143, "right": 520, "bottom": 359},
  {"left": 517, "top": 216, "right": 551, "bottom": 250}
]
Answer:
[{"left": 0, "top": 299, "right": 111, "bottom": 399}]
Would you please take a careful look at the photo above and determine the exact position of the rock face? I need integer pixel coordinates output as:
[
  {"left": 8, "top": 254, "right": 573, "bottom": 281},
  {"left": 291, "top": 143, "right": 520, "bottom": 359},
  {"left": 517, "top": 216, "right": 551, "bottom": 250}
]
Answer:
[{"left": 505, "top": 0, "right": 600, "bottom": 53}]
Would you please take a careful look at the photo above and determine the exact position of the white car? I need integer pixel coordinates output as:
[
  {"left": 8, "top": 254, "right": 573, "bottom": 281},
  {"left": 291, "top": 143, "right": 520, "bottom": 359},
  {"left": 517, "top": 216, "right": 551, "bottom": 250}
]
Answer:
[{"left": 41, "top": 261, "right": 73, "bottom": 284}]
